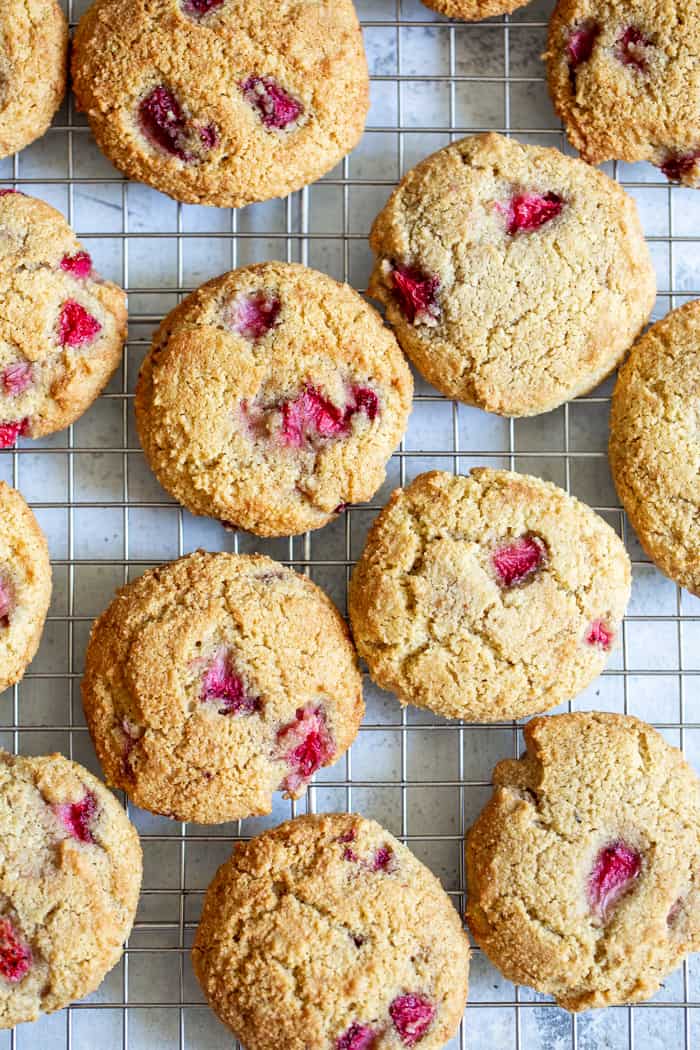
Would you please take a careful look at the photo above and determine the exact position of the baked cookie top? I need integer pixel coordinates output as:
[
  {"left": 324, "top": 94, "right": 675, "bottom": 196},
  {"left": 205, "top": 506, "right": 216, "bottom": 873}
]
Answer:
[
  {"left": 192, "top": 812, "right": 470, "bottom": 1050},
  {"left": 420, "top": 0, "right": 528, "bottom": 19},
  {"left": 546, "top": 0, "right": 700, "bottom": 186},
  {"left": 0, "top": 749, "right": 142, "bottom": 1028},
  {"left": 348, "top": 469, "right": 631, "bottom": 722},
  {"left": 610, "top": 300, "right": 700, "bottom": 594},
  {"left": 368, "top": 132, "right": 656, "bottom": 416},
  {"left": 135, "top": 263, "right": 413, "bottom": 537},
  {"left": 71, "top": 0, "right": 369, "bottom": 207},
  {"left": 0, "top": 192, "right": 127, "bottom": 444},
  {"left": 81, "top": 551, "right": 364, "bottom": 824},
  {"left": 0, "top": 482, "right": 51, "bottom": 694},
  {"left": 466, "top": 712, "right": 700, "bottom": 1010},
  {"left": 0, "top": 0, "right": 68, "bottom": 159}
]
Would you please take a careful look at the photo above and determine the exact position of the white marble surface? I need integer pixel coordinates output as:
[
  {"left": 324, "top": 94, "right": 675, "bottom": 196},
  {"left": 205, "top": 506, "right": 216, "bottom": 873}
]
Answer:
[{"left": 2, "top": 0, "right": 698, "bottom": 1047}]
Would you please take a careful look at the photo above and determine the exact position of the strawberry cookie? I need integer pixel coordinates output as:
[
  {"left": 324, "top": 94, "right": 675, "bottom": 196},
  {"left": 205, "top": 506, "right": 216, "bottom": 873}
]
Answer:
[
  {"left": 546, "top": 0, "right": 700, "bottom": 187},
  {"left": 81, "top": 551, "right": 364, "bottom": 824},
  {"left": 0, "top": 0, "right": 68, "bottom": 159},
  {"left": 135, "top": 263, "right": 412, "bottom": 537},
  {"left": 349, "top": 469, "right": 631, "bottom": 722},
  {"left": 368, "top": 132, "right": 655, "bottom": 416},
  {"left": 0, "top": 749, "right": 141, "bottom": 1027},
  {"left": 0, "top": 482, "right": 51, "bottom": 694},
  {"left": 0, "top": 192, "right": 126, "bottom": 446},
  {"left": 72, "top": 0, "right": 369, "bottom": 207},
  {"left": 466, "top": 713, "right": 700, "bottom": 1010},
  {"left": 192, "top": 813, "right": 470, "bottom": 1049},
  {"left": 420, "top": 0, "right": 528, "bottom": 20}
]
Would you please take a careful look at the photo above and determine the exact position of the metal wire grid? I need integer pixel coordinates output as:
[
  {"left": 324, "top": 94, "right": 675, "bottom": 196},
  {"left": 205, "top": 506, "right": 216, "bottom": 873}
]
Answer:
[{"left": 0, "top": 0, "right": 698, "bottom": 1047}]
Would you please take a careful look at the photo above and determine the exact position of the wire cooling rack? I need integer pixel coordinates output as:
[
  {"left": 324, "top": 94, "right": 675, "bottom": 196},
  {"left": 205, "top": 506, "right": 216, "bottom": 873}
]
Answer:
[{"left": 1, "top": 0, "right": 698, "bottom": 1047}]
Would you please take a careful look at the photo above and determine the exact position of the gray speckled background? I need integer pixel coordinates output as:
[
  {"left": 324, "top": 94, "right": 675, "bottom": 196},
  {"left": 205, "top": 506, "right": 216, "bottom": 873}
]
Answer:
[{"left": 2, "top": 0, "right": 698, "bottom": 1047}]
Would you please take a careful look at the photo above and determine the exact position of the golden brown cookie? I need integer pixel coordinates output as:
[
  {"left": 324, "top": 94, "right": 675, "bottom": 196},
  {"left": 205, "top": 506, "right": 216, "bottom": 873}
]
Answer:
[
  {"left": 81, "top": 551, "right": 364, "bottom": 824},
  {"left": 0, "top": 749, "right": 142, "bottom": 1028},
  {"left": 0, "top": 482, "right": 51, "bottom": 694},
  {"left": 192, "top": 812, "right": 470, "bottom": 1050},
  {"left": 0, "top": 191, "right": 127, "bottom": 445},
  {"left": 420, "top": 0, "right": 527, "bottom": 19},
  {"left": 546, "top": 0, "right": 700, "bottom": 187},
  {"left": 135, "top": 263, "right": 413, "bottom": 537},
  {"left": 349, "top": 470, "right": 631, "bottom": 722},
  {"left": 72, "top": 0, "right": 369, "bottom": 207},
  {"left": 367, "top": 132, "right": 656, "bottom": 416},
  {"left": 610, "top": 300, "right": 700, "bottom": 594},
  {"left": 0, "top": 0, "right": 68, "bottom": 159},
  {"left": 466, "top": 712, "right": 700, "bottom": 1011}
]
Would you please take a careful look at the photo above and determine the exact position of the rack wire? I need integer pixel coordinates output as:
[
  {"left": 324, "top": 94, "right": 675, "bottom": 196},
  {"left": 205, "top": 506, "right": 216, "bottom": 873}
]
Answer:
[{"left": 2, "top": 0, "right": 698, "bottom": 1046}]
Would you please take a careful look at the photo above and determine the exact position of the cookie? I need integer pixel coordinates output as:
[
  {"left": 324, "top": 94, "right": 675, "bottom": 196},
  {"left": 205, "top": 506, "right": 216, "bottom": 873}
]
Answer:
[
  {"left": 0, "top": 0, "right": 68, "bottom": 159},
  {"left": 135, "top": 263, "right": 413, "bottom": 537},
  {"left": 348, "top": 469, "right": 631, "bottom": 722},
  {"left": 72, "top": 0, "right": 369, "bottom": 208},
  {"left": 192, "top": 812, "right": 469, "bottom": 1050},
  {"left": 81, "top": 551, "right": 364, "bottom": 824},
  {"left": 0, "top": 191, "right": 127, "bottom": 445},
  {"left": 609, "top": 300, "right": 700, "bottom": 594},
  {"left": 466, "top": 712, "right": 700, "bottom": 1011},
  {"left": 546, "top": 0, "right": 700, "bottom": 187},
  {"left": 0, "top": 749, "right": 142, "bottom": 1027},
  {"left": 420, "top": 0, "right": 528, "bottom": 20},
  {"left": 0, "top": 482, "right": 51, "bottom": 694},
  {"left": 368, "top": 132, "right": 656, "bottom": 416}
]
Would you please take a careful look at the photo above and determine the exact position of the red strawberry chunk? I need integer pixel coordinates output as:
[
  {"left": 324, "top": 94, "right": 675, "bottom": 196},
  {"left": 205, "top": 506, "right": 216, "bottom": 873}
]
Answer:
[
  {"left": 53, "top": 792, "right": 98, "bottom": 844},
  {"left": 589, "top": 841, "right": 641, "bottom": 921},
  {"left": 240, "top": 76, "right": 303, "bottom": 130},
  {"left": 0, "top": 418, "right": 29, "bottom": 448},
  {"left": 390, "top": 264, "right": 441, "bottom": 324},
  {"left": 0, "top": 577, "right": 12, "bottom": 626},
  {"left": 389, "top": 994, "right": 436, "bottom": 1046},
  {"left": 504, "top": 192, "right": 564, "bottom": 235},
  {"left": 0, "top": 919, "right": 31, "bottom": 983},
  {"left": 276, "top": 705, "right": 334, "bottom": 793},
  {"left": 200, "top": 649, "right": 260, "bottom": 715},
  {"left": 58, "top": 300, "right": 101, "bottom": 348},
  {"left": 351, "top": 386, "right": 379, "bottom": 421},
  {"left": 661, "top": 150, "right": 700, "bottom": 183},
  {"left": 336, "top": 1023, "right": 378, "bottom": 1050},
  {"left": 182, "top": 0, "right": 224, "bottom": 14},
  {"left": 617, "top": 26, "right": 652, "bottom": 71},
  {"left": 280, "top": 387, "right": 349, "bottom": 447},
  {"left": 492, "top": 534, "right": 547, "bottom": 588},
  {"left": 2, "top": 363, "right": 32, "bottom": 396},
  {"left": 60, "top": 251, "right": 92, "bottom": 279},
  {"left": 586, "top": 619, "right": 613, "bottom": 651},
  {"left": 233, "top": 291, "right": 281, "bottom": 340},
  {"left": 567, "top": 22, "right": 599, "bottom": 67}
]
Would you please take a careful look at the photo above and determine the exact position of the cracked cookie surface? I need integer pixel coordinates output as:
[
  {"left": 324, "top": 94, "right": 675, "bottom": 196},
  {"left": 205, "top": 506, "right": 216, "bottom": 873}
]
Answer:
[
  {"left": 0, "top": 192, "right": 127, "bottom": 443},
  {"left": 135, "top": 263, "right": 413, "bottom": 537},
  {"left": 466, "top": 712, "right": 700, "bottom": 1010},
  {"left": 0, "top": 482, "right": 51, "bottom": 693},
  {"left": 0, "top": 0, "right": 68, "bottom": 159},
  {"left": 71, "top": 0, "right": 369, "bottom": 207},
  {"left": 81, "top": 551, "right": 364, "bottom": 824},
  {"left": 419, "top": 0, "right": 528, "bottom": 19},
  {"left": 609, "top": 300, "right": 700, "bottom": 595},
  {"left": 192, "top": 812, "right": 469, "bottom": 1049},
  {"left": 546, "top": 0, "right": 700, "bottom": 187},
  {"left": 348, "top": 469, "right": 631, "bottom": 722},
  {"left": 367, "top": 132, "right": 655, "bottom": 416},
  {"left": 0, "top": 749, "right": 141, "bottom": 1028}
]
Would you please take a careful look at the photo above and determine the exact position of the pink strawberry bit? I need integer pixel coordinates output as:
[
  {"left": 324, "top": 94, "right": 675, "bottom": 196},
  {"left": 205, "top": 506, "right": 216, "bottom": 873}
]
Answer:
[
  {"left": 389, "top": 994, "right": 436, "bottom": 1047},
  {"left": 60, "top": 251, "right": 92, "bottom": 279},
  {"left": 2, "top": 362, "right": 32, "bottom": 397},
  {"left": 232, "top": 290, "right": 281, "bottom": 340},
  {"left": 0, "top": 418, "right": 29, "bottom": 448},
  {"left": 338, "top": 827, "right": 357, "bottom": 844},
  {"left": 351, "top": 386, "right": 379, "bottom": 422},
  {"left": 58, "top": 300, "right": 101, "bottom": 348},
  {"left": 617, "top": 26, "right": 652, "bottom": 71},
  {"left": 276, "top": 704, "right": 334, "bottom": 793},
  {"left": 588, "top": 841, "right": 641, "bottom": 921},
  {"left": 372, "top": 845, "right": 396, "bottom": 872},
  {"left": 53, "top": 792, "right": 98, "bottom": 844},
  {"left": 139, "top": 86, "right": 217, "bottom": 162},
  {"left": 389, "top": 263, "right": 441, "bottom": 325},
  {"left": 200, "top": 648, "right": 260, "bottom": 715},
  {"left": 567, "top": 22, "right": 599, "bottom": 68},
  {"left": 182, "top": 0, "right": 224, "bottom": 16},
  {"left": 667, "top": 897, "right": 683, "bottom": 926},
  {"left": 0, "top": 576, "right": 12, "bottom": 627},
  {"left": 0, "top": 918, "right": 31, "bottom": 984},
  {"left": 0, "top": 189, "right": 21, "bottom": 197},
  {"left": 492, "top": 534, "right": 547, "bottom": 588},
  {"left": 503, "top": 192, "right": 564, "bottom": 235},
  {"left": 240, "top": 76, "right": 303, "bottom": 130},
  {"left": 336, "top": 1023, "right": 378, "bottom": 1050},
  {"left": 661, "top": 150, "right": 700, "bottom": 184},
  {"left": 281, "top": 386, "right": 347, "bottom": 448},
  {"left": 586, "top": 619, "right": 613, "bottom": 651}
]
